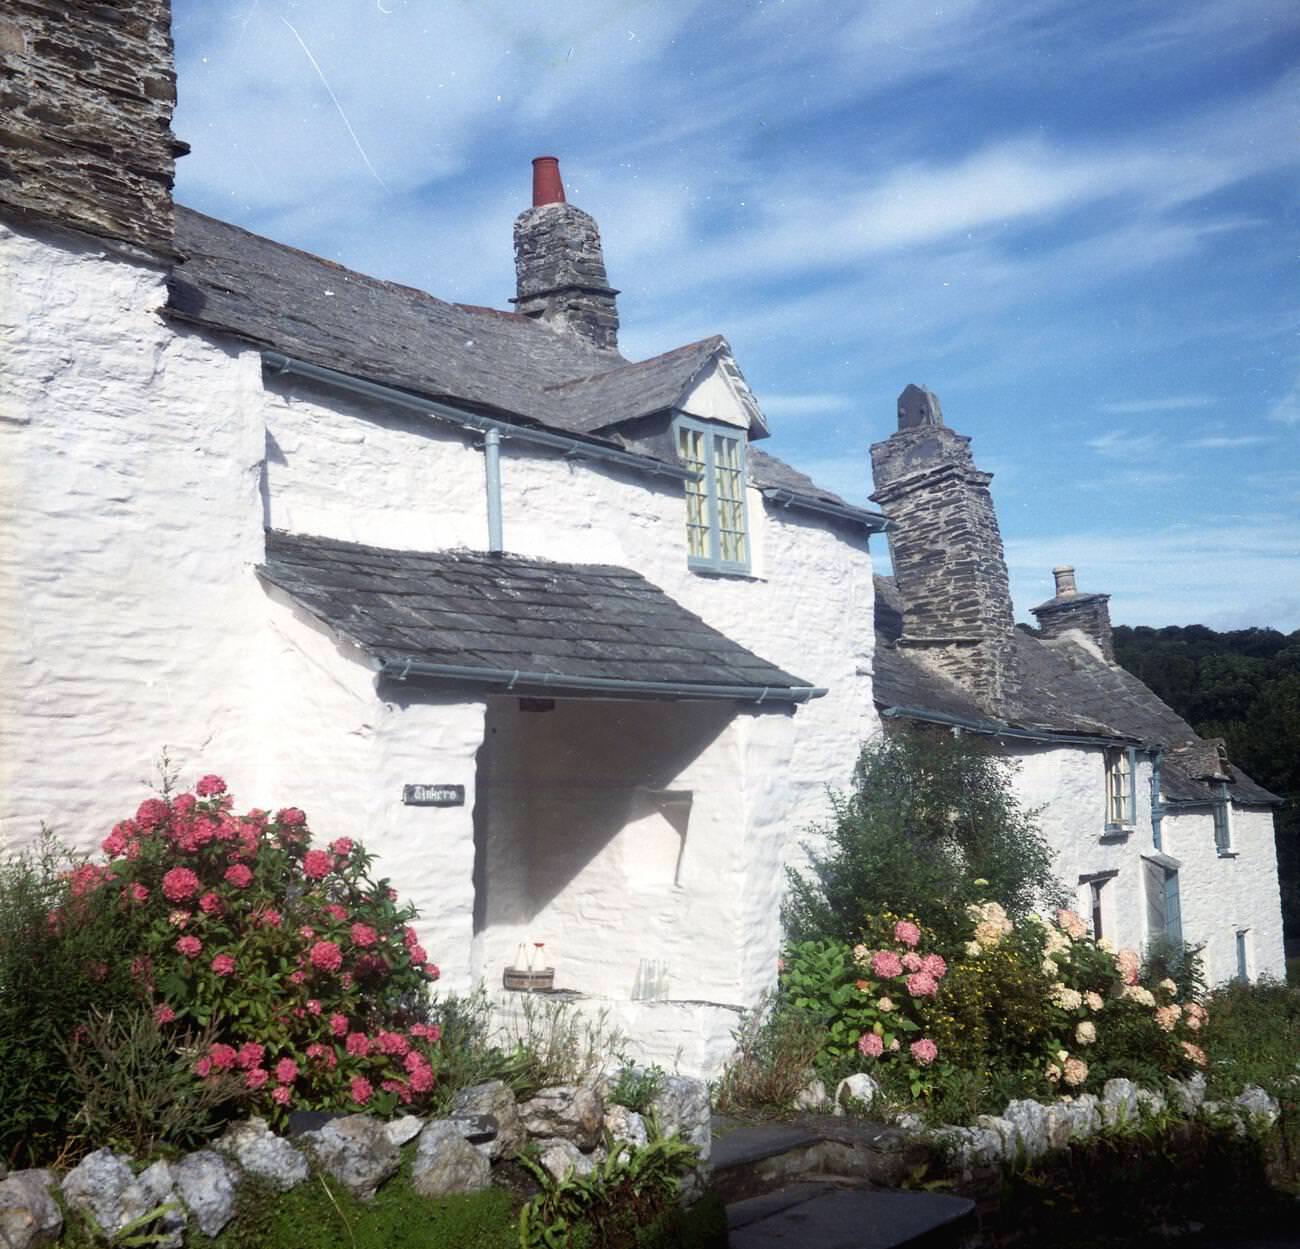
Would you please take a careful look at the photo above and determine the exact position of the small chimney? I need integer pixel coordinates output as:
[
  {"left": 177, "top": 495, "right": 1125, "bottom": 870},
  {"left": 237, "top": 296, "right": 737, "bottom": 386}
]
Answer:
[
  {"left": 870, "top": 385, "right": 1017, "bottom": 712},
  {"left": 512, "top": 156, "right": 620, "bottom": 352},
  {"left": 1031, "top": 566, "right": 1115, "bottom": 661},
  {"left": 531, "top": 156, "right": 566, "bottom": 206}
]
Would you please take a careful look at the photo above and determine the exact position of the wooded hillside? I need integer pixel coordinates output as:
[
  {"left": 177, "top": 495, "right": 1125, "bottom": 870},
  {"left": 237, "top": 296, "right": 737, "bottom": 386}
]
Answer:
[{"left": 1112, "top": 624, "right": 1300, "bottom": 944}]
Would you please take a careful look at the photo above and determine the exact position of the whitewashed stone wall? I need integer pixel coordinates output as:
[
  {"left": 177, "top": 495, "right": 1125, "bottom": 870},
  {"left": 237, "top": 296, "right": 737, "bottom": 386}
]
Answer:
[
  {"left": 1006, "top": 742, "right": 1284, "bottom": 982},
  {"left": 0, "top": 222, "right": 267, "bottom": 849},
  {"left": 1164, "top": 805, "right": 1286, "bottom": 983},
  {"left": 1, "top": 220, "right": 878, "bottom": 1037}
]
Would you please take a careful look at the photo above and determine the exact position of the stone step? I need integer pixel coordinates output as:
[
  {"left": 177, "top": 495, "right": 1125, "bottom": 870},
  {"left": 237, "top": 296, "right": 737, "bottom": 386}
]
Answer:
[
  {"left": 726, "top": 1184, "right": 977, "bottom": 1249},
  {"left": 710, "top": 1121, "right": 826, "bottom": 1204}
]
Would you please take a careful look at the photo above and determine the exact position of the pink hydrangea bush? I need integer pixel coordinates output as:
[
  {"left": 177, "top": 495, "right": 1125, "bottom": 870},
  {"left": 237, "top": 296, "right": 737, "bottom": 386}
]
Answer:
[
  {"left": 781, "top": 911, "right": 943, "bottom": 1084},
  {"left": 53, "top": 775, "right": 444, "bottom": 1122}
]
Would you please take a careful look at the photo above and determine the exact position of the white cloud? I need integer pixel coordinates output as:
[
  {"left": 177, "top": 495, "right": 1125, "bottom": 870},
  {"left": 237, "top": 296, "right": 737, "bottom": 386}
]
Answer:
[
  {"left": 1006, "top": 520, "right": 1300, "bottom": 631},
  {"left": 1098, "top": 396, "right": 1215, "bottom": 414},
  {"left": 1186, "top": 434, "right": 1273, "bottom": 449},
  {"left": 1267, "top": 380, "right": 1300, "bottom": 426},
  {"left": 1086, "top": 430, "right": 1164, "bottom": 460}
]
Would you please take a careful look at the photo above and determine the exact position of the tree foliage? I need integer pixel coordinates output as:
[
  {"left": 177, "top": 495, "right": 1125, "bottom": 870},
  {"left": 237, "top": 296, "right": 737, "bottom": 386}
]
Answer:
[
  {"left": 1112, "top": 624, "right": 1300, "bottom": 939},
  {"left": 783, "top": 727, "right": 1067, "bottom": 950}
]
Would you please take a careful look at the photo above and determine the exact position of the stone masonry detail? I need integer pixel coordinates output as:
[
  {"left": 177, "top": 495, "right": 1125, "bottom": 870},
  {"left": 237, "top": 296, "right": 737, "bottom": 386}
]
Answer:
[
  {"left": 1030, "top": 566, "right": 1116, "bottom": 661},
  {"left": 513, "top": 202, "right": 620, "bottom": 352},
  {"left": 0, "top": 0, "right": 179, "bottom": 256},
  {"left": 870, "top": 385, "right": 1018, "bottom": 711}
]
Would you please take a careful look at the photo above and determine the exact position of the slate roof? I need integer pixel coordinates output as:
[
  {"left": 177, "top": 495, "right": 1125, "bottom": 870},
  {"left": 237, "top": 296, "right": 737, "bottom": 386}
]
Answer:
[
  {"left": 167, "top": 207, "right": 842, "bottom": 510},
  {"left": 748, "top": 448, "right": 848, "bottom": 506},
  {"left": 873, "top": 576, "right": 1278, "bottom": 805},
  {"left": 259, "top": 530, "right": 816, "bottom": 698}
]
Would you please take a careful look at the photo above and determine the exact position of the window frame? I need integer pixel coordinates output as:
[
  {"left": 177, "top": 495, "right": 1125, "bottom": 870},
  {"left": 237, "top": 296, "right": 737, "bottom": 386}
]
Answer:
[
  {"left": 673, "top": 414, "right": 752, "bottom": 576},
  {"left": 1213, "top": 783, "right": 1234, "bottom": 856},
  {"left": 1104, "top": 746, "right": 1137, "bottom": 831}
]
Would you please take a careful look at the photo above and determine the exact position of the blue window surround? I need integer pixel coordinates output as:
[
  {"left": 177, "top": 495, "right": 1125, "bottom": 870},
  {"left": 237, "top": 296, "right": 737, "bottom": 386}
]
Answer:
[
  {"left": 1213, "top": 784, "right": 1234, "bottom": 855},
  {"left": 1235, "top": 929, "right": 1249, "bottom": 983},
  {"left": 673, "top": 414, "right": 751, "bottom": 575},
  {"left": 1150, "top": 751, "right": 1165, "bottom": 850}
]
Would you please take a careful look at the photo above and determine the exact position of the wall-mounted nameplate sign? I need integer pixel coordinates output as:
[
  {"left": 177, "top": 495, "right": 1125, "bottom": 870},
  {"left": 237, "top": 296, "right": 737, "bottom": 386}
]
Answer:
[{"left": 402, "top": 784, "right": 465, "bottom": 808}]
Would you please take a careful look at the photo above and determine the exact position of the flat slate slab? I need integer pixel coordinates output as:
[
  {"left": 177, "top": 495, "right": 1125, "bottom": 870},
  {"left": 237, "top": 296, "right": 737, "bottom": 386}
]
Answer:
[
  {"left": 712, "top": 1122, "right": 823, "bottom": 1172},
  {"left": 728, "top": 1187, "right": 976, "bottom": 1249}
]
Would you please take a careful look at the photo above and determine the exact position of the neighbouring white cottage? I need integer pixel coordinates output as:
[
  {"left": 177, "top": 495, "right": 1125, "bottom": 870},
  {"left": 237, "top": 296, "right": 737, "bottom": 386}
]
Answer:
[
  {"left": 869, "top": 386, "right": 1286, "bottom": 985},
  {"left": 0, "top": 1, "right": 1285, "bottom": 1074}
]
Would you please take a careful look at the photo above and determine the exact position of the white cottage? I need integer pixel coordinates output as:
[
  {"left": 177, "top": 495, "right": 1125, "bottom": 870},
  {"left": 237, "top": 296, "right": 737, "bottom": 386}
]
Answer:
[
  {"left": 869, "top": 386, "right": 1286, "bottom": 985},
  {"left": 0, "top": 1, "right": 1285, "bottom": 1076},
  {"left": 0, "top": 0, "right": 887, "bottom": 1071}
]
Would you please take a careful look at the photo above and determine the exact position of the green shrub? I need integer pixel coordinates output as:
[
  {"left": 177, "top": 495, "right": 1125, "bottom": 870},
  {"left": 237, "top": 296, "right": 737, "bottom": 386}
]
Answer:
[
  {"left": 784, "top": 728, "right": 1065, "bottom": 950},
  {"left": 518, "top": 1129, "right": 699, "bottom": 1249},
  {"left": 712, "top": 994, "right": 824, "bottom": 1116},
  {"left": 608, "top": 1064, "right": 666, "bottom": 1114},
  {"left": 0, "top": 835, "right": 141, "bottom": 1166},
  {"left": 1200, "top": 977, "right": 1300, "bottom": 1100},
  {"left": 59, "top": 1006, "right": 244, "bottom": 1157}
]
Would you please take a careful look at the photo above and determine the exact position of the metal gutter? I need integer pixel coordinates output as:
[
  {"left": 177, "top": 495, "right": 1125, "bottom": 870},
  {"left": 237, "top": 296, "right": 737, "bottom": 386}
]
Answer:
[
  {"left": 879, "top": 704, "right": 1144, "bottom": 749},
  {"left": 759, "top": 486, "right": 889, "bottom": 533},
  {"left": 381, "top": 657, "right": 827, "bottom": 704},
  {"left": 262, "top": 352, "right": 701, "bottom": 483}
]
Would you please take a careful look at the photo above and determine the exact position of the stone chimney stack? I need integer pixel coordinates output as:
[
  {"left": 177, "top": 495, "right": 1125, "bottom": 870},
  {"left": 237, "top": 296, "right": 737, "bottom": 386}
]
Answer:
[
  {"left": 0, "top": 0, "right": 181, "bottom": 257},
  {"left": 1030, "top": 566, "right": 1115, "bottom": 661},
  {"left": 512, "top": 157, "right": 620, "bottom": 353},
  {"left": 870, "top": 384, "right": 1018, "bottom": 711}
]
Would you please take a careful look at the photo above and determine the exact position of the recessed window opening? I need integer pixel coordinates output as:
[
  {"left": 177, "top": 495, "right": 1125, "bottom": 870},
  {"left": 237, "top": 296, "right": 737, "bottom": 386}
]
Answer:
[
  {"left": 1235, "top": 929, "right": 1250, "bottom": 983},
  {"left": 675, "top": 415, "right": 750, "bottom": 574},
  {"left": 1090, "top": 880, "right": 1105, "bottom": 939}
]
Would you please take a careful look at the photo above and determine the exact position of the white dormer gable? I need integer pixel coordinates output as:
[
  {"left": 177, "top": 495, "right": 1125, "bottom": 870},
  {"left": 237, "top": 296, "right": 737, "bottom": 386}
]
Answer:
[{"left": 675, "top": 347, "right": 768, "bottom": 437}]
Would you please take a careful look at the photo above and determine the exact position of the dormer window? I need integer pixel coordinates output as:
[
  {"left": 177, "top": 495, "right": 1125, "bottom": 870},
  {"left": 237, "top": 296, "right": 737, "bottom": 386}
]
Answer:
[
  {"left": 1105, "top": 747, "right": 1136, "bottom": 829},
  {"left": 675, "top": 416, "right": 750, "bottom": 574}
]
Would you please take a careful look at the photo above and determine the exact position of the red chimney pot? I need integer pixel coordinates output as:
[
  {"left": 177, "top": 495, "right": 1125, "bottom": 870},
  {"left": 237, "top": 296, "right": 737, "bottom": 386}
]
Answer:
[{"left": 531, "top": 156, "right": 566, "bottom": 206}]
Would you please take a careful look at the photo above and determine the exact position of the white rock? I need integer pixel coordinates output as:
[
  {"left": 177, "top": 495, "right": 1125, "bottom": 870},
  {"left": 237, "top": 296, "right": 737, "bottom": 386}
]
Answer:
[
  {"left": 832, "top": 1073, "right": 880, "bottom": 1116},
  {"left": 1233, "top": 1085, "right": 1281, "bottom": 1128},
  {"left": 648, "top": 1074, "right": 711, "bottom": 1164},
  {"left": 1171, "top": 1072, "right": 1207, "bottom": 1115},
  {"left": 604, "top": 1104, "right": 649, "bottom": 1148},
  {"left": 136, "top": 1160, "right": 186, "bottom": 1249},
  {"left": 793, "top": 1078, "right": 830, "bottom": 1112},
  {"left": 61, "top": 1149, "right": 153, "bottom": 1241},
  {"left": 1003, "top": 1100, "right": 1051, "bottom": 1159},
  {"left": 1135, "top": 1087, "right": 1166, "bottom": 1116},
  {"left": 172, "top": 1150, "right": 240, "bottom": 1239},
  {"left": 450, "top": 1080, "right": 524, "bottom": 1159},
  {"left": 218, "top": 1117, "right": 310, "bottom": 1191},
  {"left": 384, "top": 1115, "right": 425, "bottom": 1148},
  {"left": 1101, "top": 1078, "right": 1139, "bottom": 1126},
  {"left": 519, "top": 1085, "right": 604, "bottom": 1151},
  {"left": 537, "top": 1138, "right": 596, "bottom": 1181},
  {"left": 410, "top": 1120, "right": 491, "bottom": 1198},
  {"left": 0, "top": 1169, "right": 62, "bottom": 1249},
  {"left": 300, "top": 1114, "right": 399, "bottom": 1201}
]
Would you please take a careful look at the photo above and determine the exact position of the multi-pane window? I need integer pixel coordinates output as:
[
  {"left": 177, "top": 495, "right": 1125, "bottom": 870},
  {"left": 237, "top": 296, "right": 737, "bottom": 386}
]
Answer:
[
  {"left": 675, "top": 417, "right": 750, "bottom": 573},
  {"left": 1105, "top": 747, "right": 1136, "bottom": 827}
]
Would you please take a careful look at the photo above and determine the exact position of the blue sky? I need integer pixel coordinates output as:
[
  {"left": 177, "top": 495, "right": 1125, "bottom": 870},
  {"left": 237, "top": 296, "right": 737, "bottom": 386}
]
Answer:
[{"left": 171, "top": 0, "right": 1300, "bottom": 630}]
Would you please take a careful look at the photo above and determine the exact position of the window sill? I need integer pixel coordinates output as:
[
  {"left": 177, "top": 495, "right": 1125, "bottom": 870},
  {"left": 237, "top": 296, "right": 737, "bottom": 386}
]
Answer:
[
  {"left": 688, "top": 564, "right": 764, "bottom": 583},
  {"left": 1100, "top": 826, "right": 1134, "bottom": 842},
  {"left": 1217, "top": 850, "right": 1239, "bottom": 859}
]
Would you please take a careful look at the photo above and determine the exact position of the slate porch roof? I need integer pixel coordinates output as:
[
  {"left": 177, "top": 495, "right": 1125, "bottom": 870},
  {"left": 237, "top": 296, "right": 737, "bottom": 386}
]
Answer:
[
  {"left": 259, "top": 530, "right": 818, "bottom": 700},
  {"left": 873, "top": 576, "right": 1278, "bottom": 806}
]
